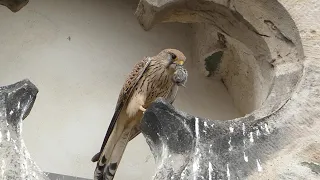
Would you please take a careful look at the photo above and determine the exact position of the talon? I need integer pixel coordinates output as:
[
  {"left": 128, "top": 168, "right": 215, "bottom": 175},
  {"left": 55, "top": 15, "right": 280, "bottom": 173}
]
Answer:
[{"left": 139, "top": 106, "right": 146, "bottom": 112}]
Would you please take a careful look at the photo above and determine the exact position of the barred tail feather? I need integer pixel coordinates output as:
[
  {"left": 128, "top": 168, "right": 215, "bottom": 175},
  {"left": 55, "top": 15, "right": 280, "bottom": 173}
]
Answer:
[{"left": 94, "top": 129, "right": 131, "bottom": 180}]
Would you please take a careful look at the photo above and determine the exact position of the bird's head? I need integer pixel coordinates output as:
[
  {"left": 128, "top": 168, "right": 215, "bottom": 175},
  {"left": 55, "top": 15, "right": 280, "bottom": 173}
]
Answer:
[{"left": 158, "top": 49, "right": 186, "bottom": 69}]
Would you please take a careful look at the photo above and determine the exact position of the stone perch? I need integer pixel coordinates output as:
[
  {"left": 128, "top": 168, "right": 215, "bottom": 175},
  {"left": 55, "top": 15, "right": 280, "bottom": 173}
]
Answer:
[
  {"left": 0, "top": 79, "right": 49, "bottom": 180},
  {"left": 141, "top": 96, "right": 320, "bottom": 180}
]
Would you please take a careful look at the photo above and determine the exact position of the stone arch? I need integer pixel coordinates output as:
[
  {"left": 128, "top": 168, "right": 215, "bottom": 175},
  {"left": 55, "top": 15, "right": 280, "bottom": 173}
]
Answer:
[{"left": 135, "top": 0, "right": 304, "bottom": 117}]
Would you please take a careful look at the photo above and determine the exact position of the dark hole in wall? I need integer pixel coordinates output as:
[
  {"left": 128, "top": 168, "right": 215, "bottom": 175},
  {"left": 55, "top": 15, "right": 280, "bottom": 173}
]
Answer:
[
  {"left": 301, "top": 162, "right": 320, "bottom": 174},
  {"left": 204, "top": 51, "right": 224, "bottom": 77}
]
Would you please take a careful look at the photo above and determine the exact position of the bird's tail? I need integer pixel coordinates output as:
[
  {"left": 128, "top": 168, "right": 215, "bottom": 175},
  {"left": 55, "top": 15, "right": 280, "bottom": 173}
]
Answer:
[
  {"left": 91, "top": 125, "right": 140, "bottom": 163},
  {"left": 94, "top": 128, "right": 131, "bottom": 180},
  {"left": 93, "top": 127, "right": 119, "bottom": 180}
]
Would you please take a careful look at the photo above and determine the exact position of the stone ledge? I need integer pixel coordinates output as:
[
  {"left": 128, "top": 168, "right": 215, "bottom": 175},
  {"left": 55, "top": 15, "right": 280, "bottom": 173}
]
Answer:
[{"left": 141, "top": 93, "right": 320, "bottom": 179}]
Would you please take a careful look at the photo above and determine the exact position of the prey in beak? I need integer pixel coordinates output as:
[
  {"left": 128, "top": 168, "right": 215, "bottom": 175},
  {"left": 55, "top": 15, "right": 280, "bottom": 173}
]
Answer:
[
  {"left": 165, "top": 50, "right": 187, "bottom": 87},
  {"left": 172, "top": 64, "right": 188, "bottom": 88}
]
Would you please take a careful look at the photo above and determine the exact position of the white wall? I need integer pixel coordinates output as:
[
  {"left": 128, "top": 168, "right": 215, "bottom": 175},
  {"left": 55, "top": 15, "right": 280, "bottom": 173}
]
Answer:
[{"left": 0, "top": 0, "right": 239, "bottom": 179}]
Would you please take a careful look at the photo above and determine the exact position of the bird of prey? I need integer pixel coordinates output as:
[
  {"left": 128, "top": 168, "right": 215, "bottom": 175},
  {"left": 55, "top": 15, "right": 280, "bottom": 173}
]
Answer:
[{"left": 92, "top": 49, "right": 187, "bottom": 180}]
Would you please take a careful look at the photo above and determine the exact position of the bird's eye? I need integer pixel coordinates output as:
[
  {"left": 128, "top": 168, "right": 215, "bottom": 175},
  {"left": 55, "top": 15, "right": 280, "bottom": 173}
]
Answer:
[{"left": 170, "top": 53, "right": 177, "bottom": 60}]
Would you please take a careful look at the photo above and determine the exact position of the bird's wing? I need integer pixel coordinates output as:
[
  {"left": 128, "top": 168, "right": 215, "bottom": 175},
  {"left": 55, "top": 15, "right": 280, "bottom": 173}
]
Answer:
[
  {"left": 115, "top": 57, "right": 151, "bottom": 111},
  {"left": 92, "top": 57, "right": 151, "bottom": 162}
]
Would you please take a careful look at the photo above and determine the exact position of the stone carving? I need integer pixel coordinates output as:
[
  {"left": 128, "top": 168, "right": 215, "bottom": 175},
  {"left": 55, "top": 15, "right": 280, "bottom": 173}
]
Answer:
[
  {"left": 136, "top": 0, "right": 320, "bottom": 179},
  {"left": 0, "top": 80, "right": 49, "bottom": 180},
  {"left": 0, "top": 0, "right": 29, "bottom": 12},
  {"left": 142, "top": 95, "right": 320, "bottom": 180}
]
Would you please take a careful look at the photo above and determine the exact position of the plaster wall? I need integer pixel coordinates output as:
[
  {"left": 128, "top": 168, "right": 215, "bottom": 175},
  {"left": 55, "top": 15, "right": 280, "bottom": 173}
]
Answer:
[{"left": 0, "top": 0, "right": 239, "bottom": 179}]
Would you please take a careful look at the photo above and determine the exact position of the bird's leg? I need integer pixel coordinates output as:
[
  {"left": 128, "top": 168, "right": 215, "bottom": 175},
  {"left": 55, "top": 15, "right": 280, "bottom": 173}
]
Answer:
[{"left": 127, "top": 95, "right": 146, "bottom": 116}]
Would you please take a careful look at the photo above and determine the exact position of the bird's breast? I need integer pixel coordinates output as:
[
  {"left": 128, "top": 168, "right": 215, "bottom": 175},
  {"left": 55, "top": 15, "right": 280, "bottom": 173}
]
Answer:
[
  {"left": 126, "top": 63, "right": 174, "bottom": 117},
  {"left": 143, "top": 68, "right": 174, "bottom": 104}
]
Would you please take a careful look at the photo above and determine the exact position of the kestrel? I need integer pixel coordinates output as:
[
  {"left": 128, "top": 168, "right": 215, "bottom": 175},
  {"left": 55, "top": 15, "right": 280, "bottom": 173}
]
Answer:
[{"left": 92, "top": 49, "right": 187, "bottom": 180}]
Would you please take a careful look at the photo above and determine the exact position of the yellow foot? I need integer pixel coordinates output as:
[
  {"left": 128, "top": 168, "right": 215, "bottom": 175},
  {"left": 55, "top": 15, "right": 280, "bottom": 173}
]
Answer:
[{"left": 139, "top": 106, "right": 146, "bottom": 113}]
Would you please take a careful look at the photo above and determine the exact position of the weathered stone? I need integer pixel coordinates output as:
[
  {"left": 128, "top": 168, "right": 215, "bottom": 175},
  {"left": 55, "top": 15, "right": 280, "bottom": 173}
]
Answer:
[
  {"left": 0, "top": 79, "right": 49, "bottom": 180},
  {"left": 136, "top": 0, "right": 320, "bottom": 179},
  {"left": 0, "top": 0, "right": 29, "bottom": 12},
  {"left": 142, "top": 96, "right": 320, "bottom": 180},
  {"left": 135, "top": 0, "right": 304, "bottom": 116}
]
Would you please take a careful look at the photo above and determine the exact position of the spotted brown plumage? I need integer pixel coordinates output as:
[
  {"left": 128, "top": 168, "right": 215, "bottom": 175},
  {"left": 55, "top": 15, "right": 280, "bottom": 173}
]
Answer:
[{"left": 92, "top": 49, "right": 187, "bottom": 180}]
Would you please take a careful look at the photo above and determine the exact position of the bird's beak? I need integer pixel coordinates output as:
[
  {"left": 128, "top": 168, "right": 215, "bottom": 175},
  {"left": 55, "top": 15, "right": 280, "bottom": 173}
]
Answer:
[
  {"left": 167, "top": 58, "right": 184, "bottom": 68},
  {"left": 168, "top": 59, "right": 184, "bottom": 68},
  {"left": 175, "top": 60, "right": 184, "bottom": 66}
]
